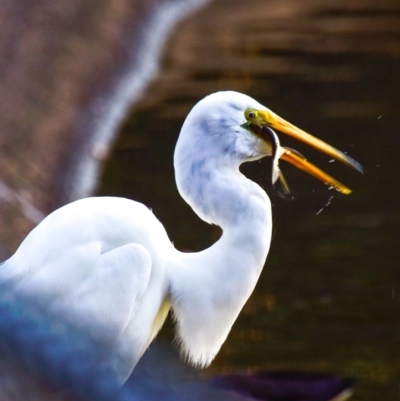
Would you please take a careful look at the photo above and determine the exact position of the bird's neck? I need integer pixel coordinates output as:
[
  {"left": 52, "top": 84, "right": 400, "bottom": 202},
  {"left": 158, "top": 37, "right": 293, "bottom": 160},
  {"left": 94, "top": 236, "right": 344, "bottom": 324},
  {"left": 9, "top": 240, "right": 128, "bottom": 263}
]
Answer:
[{"left": 170, "top": 155, "right": 272, "bottom": 367}]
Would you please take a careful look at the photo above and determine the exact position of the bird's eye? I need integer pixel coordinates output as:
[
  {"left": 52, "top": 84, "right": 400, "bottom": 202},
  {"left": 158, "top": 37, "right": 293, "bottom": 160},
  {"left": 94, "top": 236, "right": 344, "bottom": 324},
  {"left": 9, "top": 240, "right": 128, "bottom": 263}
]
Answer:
[{"left": 245, "top": 110, "right": 258, "bottom": 120}]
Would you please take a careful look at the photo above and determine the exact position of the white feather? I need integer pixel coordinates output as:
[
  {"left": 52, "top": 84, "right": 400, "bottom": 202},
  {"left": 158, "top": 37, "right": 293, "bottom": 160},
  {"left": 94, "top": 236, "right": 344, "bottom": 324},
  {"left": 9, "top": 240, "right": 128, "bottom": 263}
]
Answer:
[{"left": 1, "top": 91, "right": 273, "bottom": 381}]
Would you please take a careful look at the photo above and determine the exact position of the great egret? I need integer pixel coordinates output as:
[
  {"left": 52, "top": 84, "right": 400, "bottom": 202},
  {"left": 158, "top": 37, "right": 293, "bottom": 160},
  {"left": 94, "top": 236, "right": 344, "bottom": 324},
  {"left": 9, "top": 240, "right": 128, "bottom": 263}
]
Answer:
[{"left": 0, "top": 91, "right": 362, "bottom": 383}]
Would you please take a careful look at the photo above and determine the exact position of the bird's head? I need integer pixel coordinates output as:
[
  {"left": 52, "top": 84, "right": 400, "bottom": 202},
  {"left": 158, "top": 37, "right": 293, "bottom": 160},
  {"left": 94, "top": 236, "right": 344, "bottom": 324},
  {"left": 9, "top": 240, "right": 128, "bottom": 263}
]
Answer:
[{"left": 175, "top": 91, "right": 362, "bottom": 195}]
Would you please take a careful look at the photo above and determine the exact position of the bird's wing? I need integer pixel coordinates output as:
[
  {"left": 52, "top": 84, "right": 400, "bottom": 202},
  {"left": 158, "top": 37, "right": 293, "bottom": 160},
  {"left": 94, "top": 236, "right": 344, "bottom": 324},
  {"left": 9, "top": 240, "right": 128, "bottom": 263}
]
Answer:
[{"left": 57, "top": 243, "right": 152, "bottom": 345}]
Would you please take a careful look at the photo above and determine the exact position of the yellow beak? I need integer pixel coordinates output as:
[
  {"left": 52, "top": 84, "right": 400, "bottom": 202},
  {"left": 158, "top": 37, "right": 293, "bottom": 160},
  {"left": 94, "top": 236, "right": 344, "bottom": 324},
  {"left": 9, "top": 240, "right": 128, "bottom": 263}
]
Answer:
[
  {"left": 280, "top": 149, "right": 352, "bottom": 194},
  {"left": 253, "top": 109, "right": 363, "bottom": 194}
]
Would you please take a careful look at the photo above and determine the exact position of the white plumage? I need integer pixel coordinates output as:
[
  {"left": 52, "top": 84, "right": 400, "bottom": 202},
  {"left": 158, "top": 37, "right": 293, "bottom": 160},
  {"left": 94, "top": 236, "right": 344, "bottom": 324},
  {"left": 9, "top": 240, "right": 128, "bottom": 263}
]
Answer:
[{"left": 0, "top": 91, "right": 360, "bottom": 383}]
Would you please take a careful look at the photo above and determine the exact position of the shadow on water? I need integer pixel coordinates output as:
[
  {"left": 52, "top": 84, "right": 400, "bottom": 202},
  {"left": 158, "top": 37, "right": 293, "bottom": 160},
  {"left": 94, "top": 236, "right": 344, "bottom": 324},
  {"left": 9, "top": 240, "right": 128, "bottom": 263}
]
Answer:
[{"left": 99, "top": 1, "right": 400, "bottom": 399}]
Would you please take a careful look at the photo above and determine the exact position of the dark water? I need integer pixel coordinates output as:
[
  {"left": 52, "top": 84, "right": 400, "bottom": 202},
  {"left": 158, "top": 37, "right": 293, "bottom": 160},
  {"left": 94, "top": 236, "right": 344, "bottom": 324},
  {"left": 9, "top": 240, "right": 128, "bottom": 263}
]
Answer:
[{"left": 99, "top": 1, "right": 400, "bottom": 399}]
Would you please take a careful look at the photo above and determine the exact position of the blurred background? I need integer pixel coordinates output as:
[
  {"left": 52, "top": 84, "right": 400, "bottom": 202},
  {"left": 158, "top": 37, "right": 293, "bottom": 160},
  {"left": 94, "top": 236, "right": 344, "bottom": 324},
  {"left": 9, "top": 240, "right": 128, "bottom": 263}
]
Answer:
[{"left": 0, "top": 0, "right": 399, "bottom": 400}]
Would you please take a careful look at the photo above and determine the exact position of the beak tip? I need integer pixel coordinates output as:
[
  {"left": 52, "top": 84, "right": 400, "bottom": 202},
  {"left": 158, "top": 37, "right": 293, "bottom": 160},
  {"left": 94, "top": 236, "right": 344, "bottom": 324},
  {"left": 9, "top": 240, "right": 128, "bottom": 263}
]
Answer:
[
  {"left": 337, "top": 187, "right": 352, "bottom": 195},
  {"left": 346, "top": 156, "right": 363, "bottom": 174}
]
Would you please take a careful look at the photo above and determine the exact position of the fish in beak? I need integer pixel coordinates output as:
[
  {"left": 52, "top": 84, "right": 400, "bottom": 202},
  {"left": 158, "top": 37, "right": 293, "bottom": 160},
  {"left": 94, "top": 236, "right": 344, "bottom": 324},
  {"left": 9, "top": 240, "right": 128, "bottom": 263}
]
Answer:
[{"left": 246, "top": 109, "right": 363, "bottom": 194}]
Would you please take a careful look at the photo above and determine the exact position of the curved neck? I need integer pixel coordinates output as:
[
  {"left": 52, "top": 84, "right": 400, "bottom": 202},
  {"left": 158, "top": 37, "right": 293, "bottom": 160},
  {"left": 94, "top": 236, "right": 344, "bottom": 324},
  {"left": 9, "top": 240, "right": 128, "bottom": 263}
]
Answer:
[{"left": 170, "top": 151, "right": 272, "bottom": 367}]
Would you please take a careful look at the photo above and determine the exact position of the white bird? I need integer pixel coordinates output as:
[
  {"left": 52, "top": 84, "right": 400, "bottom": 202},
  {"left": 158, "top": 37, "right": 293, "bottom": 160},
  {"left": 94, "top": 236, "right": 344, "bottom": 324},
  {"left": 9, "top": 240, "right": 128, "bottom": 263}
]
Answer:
[{"left": 0, "top": 91, "right": 362, "bottom": 383}]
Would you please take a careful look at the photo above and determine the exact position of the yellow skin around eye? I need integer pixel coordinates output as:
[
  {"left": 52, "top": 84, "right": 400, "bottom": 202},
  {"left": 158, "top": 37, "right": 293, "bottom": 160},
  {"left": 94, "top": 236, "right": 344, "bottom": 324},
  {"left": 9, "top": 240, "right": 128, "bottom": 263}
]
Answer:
[
  {"left": 245, "top": 108, "right": 258, "bottom": 121},
  {"left": 245, "top": 108, "right": 274, "bottom": 127}
]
